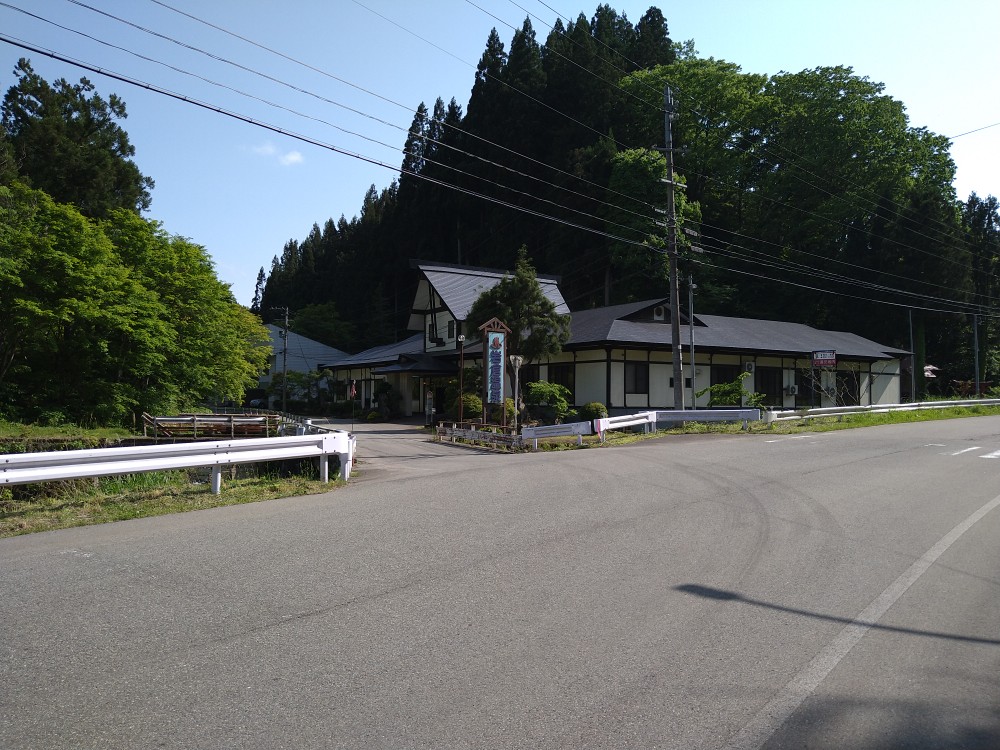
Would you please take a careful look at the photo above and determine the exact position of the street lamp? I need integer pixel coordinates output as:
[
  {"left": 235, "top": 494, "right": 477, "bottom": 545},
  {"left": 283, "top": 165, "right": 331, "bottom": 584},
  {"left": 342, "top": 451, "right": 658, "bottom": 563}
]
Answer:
[
  {"left": 509, "top": 354, "right": 523, "bottom": 433},
  {"left": 457, "top": 334, "right": 466, "bottom": 423}
]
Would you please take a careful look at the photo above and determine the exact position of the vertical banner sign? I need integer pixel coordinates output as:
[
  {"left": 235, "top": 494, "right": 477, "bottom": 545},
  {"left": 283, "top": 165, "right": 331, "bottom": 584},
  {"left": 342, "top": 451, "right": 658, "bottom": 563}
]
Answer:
[{"left": 487, "top": 331, "right": 506, "bottom": 404}]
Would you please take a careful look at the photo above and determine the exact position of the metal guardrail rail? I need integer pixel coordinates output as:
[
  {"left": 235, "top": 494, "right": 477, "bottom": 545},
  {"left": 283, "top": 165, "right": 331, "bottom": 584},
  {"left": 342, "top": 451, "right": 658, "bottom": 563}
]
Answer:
[
  {"left": 0, "top": 432, "right": 356, "bottom": 494},
  {"left": 764, "top": 398, "right": 1000, "bottom": 423},
  {"left": 521, "top": 421, "right": 592, "bottom": 449}
]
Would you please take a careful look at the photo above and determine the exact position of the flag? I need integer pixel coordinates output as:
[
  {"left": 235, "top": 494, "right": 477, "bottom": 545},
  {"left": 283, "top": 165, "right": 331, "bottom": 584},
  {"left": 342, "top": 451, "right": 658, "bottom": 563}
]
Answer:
[{"left": 349, "top": 380, "right": 356, "bottom": 399}]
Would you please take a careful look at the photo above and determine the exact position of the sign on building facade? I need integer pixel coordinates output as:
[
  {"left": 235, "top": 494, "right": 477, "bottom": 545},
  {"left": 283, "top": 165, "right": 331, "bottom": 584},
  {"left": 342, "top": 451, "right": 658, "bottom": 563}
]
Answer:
[{"left": 812, "top": 350, "right": 837, "bottom": 368}]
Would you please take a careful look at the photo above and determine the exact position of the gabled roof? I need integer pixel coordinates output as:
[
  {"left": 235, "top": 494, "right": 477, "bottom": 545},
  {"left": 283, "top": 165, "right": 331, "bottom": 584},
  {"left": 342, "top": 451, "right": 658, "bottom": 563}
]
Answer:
[
  {"left": 567, "top": 301, "right": 907, "bottom": 360},
  {"left": 409, "top": 261, "right": 569, "bottom": 330},
  {"left": 331, "top": 334, "right": 425, "bottom": 369},
  {"left": 264, "top": 324, "right": 349, "bottom": 372}
]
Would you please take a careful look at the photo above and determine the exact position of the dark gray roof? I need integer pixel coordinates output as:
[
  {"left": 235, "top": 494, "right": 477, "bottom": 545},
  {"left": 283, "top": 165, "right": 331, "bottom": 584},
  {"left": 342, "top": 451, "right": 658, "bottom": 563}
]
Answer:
[
  {"left": 568, "top": 302, "right": 907, "bottom": 360},
  {"left": 329, "top": 334, "right": 425, "bottom": 368},
  {"left": 413, "top": 262, "right": 570, "bottom": 321}
]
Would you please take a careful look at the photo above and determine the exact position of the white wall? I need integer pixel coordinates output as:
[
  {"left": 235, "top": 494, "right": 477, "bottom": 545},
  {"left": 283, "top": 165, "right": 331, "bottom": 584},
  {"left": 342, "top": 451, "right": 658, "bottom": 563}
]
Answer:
[{"left": 871, "top": 360, "right": 902, "bottom": 404}]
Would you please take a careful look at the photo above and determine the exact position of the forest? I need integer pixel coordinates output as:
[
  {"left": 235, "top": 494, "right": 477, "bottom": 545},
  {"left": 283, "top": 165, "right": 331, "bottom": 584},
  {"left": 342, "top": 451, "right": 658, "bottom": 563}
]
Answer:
[
  {"left": 256, "top": 5, "right": 1000, "bottom": 398},
  {"left": 1, "top": 59, "right": 271, "bottom": 427}
]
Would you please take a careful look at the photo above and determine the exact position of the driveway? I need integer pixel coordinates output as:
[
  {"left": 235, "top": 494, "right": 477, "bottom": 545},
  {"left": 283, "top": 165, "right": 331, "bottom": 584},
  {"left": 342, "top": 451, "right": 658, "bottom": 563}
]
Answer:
[{"left": 313, "top": 418, "right": 508, "bottom": 483}]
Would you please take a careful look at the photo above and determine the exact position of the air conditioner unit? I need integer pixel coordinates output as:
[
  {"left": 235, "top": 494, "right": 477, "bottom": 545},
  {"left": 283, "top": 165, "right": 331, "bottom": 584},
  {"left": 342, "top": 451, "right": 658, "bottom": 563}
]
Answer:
[
  {"left": 787, "top": 385, "right": 799, "bottom": 396},
  {"left": 653, "top": 305, "right": 666, "bottom": 321},
  {"left": 743, "top": 362, "right": 755, "bottom": 373}
]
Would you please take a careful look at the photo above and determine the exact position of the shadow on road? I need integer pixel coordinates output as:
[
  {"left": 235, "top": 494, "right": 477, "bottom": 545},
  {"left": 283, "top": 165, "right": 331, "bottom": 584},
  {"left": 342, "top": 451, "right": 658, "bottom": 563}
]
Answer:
[{"left": 676, "top": 583, "right": 1000, "bottom": 646}]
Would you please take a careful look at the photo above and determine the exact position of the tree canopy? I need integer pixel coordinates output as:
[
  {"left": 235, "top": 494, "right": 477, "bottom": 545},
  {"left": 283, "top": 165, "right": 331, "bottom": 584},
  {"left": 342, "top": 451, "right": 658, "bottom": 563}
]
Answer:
[
  {"left": 466, "top": 247, "right": 571, "bottom": 380},
  {"left": 255, "top": 5, "right": 997, "bottom": 395},
  {"left": 2, "top": 59, "right": 154, "bottom": 218}
]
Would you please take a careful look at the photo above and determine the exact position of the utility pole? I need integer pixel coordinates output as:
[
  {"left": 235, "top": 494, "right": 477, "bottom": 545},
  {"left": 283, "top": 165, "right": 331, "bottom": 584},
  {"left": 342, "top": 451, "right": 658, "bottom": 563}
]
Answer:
[
  {"left": 271, "top": 306, "right": 289, "bottom": 413},
  {"left": 974, "top": 312, "right": 981, "bottom": 396},
  {"left": 663, "top": 85, "right": 683, "bottom": 410},
  {"left": 689, "top": 274, "right": 697, "bottom": 408}
]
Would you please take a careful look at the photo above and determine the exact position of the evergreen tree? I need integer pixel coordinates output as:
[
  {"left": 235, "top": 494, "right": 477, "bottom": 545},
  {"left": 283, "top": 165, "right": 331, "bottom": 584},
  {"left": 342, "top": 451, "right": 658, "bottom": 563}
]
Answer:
[
  {"left": 1, "top": 59, "right": 154, "bottom": 217},
  {"left": 251, "top": 267, "right": 266, "bottom": 314},
  {"left": 466, "top": 247, "right": 571, "bottom": 383},
  {"left": 630, "top": 7, "right": 674, "bottom": 69}
]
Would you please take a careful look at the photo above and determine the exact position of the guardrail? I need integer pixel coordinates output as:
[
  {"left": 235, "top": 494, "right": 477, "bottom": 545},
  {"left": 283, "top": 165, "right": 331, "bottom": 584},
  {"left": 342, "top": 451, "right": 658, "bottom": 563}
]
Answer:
[
  {"left": 521, "top": 421, "right": 592, "bottom": 450},
  {"left": 594, "top": 409, "right": 761, "bottom": 442},
  {"left": 656, "top": 408, "right": 761, "bottom": 429},
  {"left": 764, "top": 398, "right": 1000, "bottom": 423},
  {"left": 0, "top": 432, "right": 356, "bottom": 494},
  {"left": 436, "top": 424, "right": 523, "bottom": 450}
]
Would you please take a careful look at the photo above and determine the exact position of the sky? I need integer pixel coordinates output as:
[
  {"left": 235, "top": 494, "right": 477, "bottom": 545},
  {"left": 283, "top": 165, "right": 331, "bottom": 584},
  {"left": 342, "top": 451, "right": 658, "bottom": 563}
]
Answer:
[{"left": 2, "top": 1, "right": 998, "bottom": 307}]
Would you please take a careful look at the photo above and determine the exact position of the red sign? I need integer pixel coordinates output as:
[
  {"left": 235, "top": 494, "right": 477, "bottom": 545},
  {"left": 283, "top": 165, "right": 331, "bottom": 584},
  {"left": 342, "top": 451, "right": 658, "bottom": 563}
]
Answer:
[{"left": 812, "top": 350, "right": 836, "bottom": 368}]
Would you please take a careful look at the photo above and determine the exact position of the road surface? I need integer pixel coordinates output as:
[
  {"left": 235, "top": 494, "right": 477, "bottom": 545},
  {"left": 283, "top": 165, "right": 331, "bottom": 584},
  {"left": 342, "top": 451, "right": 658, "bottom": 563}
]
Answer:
[{"left": 2, "top": 416, "right": 999, "bottom": 749}]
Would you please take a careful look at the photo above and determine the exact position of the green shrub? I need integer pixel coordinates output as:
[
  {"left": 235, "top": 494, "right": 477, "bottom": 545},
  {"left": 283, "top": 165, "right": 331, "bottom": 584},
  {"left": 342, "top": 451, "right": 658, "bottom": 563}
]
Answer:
[
  {"left": 485, "top": 397, "right": 515, "bottom": 425},
  {"left": 578, "top": 402, "right": 608, "bottom": 421},
  {"left": 453, "top": 392, "right": 483, "bottom": 421},
  {"left": 524, "top": 381, "right": 572, "bottom": 423}
]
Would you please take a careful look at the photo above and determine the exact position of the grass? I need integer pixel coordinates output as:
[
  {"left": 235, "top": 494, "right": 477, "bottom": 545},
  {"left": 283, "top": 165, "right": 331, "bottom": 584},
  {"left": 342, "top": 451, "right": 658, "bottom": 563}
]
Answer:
[{"left": 0, "top": 469, "right": 340, "bottom": 539}]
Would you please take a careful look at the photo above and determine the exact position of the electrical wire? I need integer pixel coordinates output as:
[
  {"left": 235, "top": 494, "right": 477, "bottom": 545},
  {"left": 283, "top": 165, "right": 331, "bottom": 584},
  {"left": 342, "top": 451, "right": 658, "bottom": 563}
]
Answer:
[{"left": 5, "top": 1, "right": 996, "bottom": 319}]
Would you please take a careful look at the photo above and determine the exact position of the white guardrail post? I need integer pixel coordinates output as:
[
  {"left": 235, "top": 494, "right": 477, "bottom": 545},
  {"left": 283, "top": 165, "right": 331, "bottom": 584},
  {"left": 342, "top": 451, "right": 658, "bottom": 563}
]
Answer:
[{"left": 0, "top": 432, "right": 356, "bottom": 494}]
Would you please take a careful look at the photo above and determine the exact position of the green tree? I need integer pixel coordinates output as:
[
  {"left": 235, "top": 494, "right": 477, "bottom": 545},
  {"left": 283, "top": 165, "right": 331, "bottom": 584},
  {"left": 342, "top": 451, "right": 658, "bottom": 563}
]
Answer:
[
  {"left": 963, "top": 193, "right": 1000, "bottom": 381},
  {"left": 1, "top": 59, "right": 154, "bottom": 217},
  {"left": 466, "top": 247, "right": 570, "bottom": 384},
  {"left": 290, "top": 301, "right": 354, "bottom": 350},
  {"left": 0, "top": 183, "right": 171, "bottom": 424}
]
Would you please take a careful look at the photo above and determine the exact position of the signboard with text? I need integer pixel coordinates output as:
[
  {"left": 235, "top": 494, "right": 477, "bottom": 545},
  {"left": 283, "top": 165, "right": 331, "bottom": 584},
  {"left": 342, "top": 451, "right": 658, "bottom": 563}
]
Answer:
[
  {"left": 486, "top": 331, "right": 506, "bottom": 404},
  {"left": 812, "top": 350, "right": 837, "bottom": 368}
]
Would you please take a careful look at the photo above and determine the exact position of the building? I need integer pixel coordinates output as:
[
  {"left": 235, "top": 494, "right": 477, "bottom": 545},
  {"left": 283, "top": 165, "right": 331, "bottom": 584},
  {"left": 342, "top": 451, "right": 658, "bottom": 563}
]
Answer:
[
  {"left": 257, "top": 324, "right": 349, "bottom": 407},
  {"left": 329, "top": 262, "right": 907, "bottom": 419}
]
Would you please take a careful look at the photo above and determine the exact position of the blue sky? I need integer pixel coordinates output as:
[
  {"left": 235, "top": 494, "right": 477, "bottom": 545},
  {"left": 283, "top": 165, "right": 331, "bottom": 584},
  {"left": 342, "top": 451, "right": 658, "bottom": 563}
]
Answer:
[{"left": 3, "top": 1, "right": 998, "bottom": 306}]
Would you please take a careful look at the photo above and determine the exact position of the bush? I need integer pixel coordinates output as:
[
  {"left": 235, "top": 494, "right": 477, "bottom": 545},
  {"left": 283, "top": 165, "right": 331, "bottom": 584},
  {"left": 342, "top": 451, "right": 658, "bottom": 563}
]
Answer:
[
  {"left": 578, "top": 402, "right": 608, "bottom": 421},
  {"left": 452, "top": 392, "right": 483, "bottom": 421},
  {"left": 524, "top": 381, "right": 573, "bottom": 423},
  {"left": 485, "top": 397, "right": 515, "bottom": 425}
]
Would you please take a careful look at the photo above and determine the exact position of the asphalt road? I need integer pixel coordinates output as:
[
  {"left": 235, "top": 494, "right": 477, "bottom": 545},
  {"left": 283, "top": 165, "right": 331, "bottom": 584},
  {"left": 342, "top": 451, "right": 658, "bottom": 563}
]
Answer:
[{"left": 2, "top": 417, "right": 1000, "bottom": 749}]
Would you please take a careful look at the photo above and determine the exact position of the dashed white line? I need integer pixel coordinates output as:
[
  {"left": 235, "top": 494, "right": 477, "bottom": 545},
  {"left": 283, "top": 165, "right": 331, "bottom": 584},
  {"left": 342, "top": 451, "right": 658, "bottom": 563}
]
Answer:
[{"left": 980, "top": 450, "right": 1000, "bottom": 459}]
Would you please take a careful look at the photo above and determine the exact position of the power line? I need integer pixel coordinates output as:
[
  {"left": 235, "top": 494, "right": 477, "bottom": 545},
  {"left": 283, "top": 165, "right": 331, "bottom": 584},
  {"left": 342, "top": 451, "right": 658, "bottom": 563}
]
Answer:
[{"left": 5, "top": 3, "right": 995, "bottom": 319}]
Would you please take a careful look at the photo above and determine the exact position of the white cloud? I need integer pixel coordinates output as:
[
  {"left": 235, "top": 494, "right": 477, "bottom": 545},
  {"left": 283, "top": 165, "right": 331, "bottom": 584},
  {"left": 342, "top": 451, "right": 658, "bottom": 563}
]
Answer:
[{"left": 250, "top": 142, "right": 303, "bottom": 166}]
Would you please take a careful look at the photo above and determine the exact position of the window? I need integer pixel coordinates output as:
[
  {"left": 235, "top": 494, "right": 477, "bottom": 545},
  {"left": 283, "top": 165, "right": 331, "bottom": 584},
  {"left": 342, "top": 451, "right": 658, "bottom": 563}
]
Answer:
[
  {"left": 795, "top": 369, "right": 820, "bottom": 407},
  {"left": 522, "top": 364, "right": 540, "bottom": 386},
  {"left": 836, "top": 370, "right": 861, "bottom": 406},
  {"left": 447, "top": 319, "right": 455, "bottom": 339},
  {"left": 755, "top": 366, "right": 784, "bottom": 406},
  {"left": 625, "top": 362, "right": 649, "bottom": 394},
  {"left": 711, "top": 364, "right": 741, "bottom": 387},
  {"left": 548, "top": 363, "right": 575, "bottom": 400}
]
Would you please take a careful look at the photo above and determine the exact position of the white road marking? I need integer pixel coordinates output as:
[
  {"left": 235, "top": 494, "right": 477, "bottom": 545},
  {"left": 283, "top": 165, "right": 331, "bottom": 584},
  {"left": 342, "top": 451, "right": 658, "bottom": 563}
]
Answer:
[
  {"left": 980, "top": 450, "right": 1000, "bottom": 459},
  {"left": 722, "top": 490, "right": 1000, "bottom": 750},
  {"left": 951, "top": 447, "right": 982, "bottom": 455}
]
